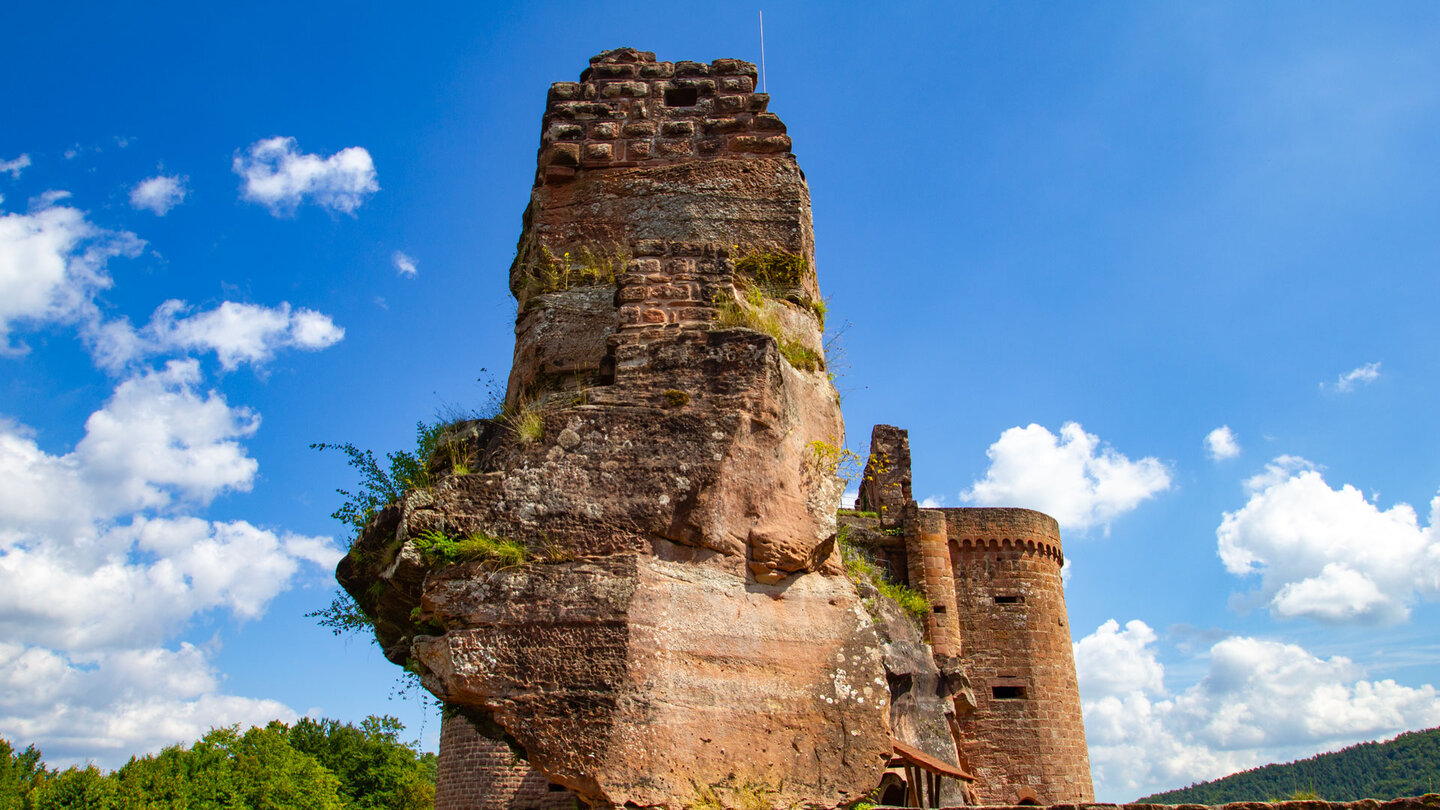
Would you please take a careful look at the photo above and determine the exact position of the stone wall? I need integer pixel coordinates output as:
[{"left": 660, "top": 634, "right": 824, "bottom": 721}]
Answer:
[
  {"left": 352, "top": 46, "right": 890, "bottom": 810},
  {"left": 536, "top": 47, "right": 789, "bottom": 186},
  {"left": 879, "top": 799, "right": 1440, "bottom": 810},
  {"left": 434, "top": 714, "right": 577, "bottom": 810},
  {"left": 858, "top": 424, "right": 913, "bottom": 529},
  {"left": 946, "top": 508, "right": 1093, "bottom": 805}
]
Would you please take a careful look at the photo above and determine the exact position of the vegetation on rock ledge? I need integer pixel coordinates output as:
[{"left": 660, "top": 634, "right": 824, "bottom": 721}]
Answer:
[
  {"left": 716, "top": 273, "right": 827, "bottom": 373},
  {"left": 516, "top": 243, "right": 626, "bottom": 311},
  {"left": 413, "top": 528, "right": 528, "bottom": 568},
  {"left": 838, "top": 530, "right": 930, "bottom": 620},
  {"left": 312, "top": 421, "right": 446, "bottom": 534}
]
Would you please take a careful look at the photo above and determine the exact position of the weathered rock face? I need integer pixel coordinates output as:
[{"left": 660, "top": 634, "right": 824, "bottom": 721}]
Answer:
[
  {"left": 339, "top": 48, "right": 891, "bottom": 809},
  {"left": 864, "top": 579, "right": 970, "bottom": 807},
  {"left": 858, "top": 424, "right": 912, "bottom": 529},
  {"left": 415, "top": 553, "right": 886, "bottom": 807}
]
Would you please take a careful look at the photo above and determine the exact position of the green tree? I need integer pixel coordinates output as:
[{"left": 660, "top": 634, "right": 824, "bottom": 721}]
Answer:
[
  {"left": 113, "top": 738, "right": 242, "bottom": 808},
  {"left": 286, "top": 716, "right": 435, "bottom": 810},
  {"left": 226, "top": 724, "right": 345, "bottom": 810},
  {"left": 27, "top": 766, "right": 119, "bottom": 809},
  {"left": 1, "top": 716, "right": 437, "bottom": 809},
  {"left": 1140, "top": 725, "right": 1440, "bottom": 803},
  {"left": 0, "top": 738, "right": 48, "bottom": 810}
]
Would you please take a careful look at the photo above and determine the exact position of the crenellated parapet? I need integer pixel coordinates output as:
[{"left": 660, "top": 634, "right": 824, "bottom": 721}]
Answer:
[{"left": 945, "top": 507, "right": 1065, "bottom": 566}]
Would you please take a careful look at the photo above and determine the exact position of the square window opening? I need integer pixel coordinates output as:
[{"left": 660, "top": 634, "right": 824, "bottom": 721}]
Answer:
[
  {"left": 992, "top": 685, "right": 1027, "bottom": 700},
  {"left": 665, "top": 87, "right": 699, "bottom": 107}
]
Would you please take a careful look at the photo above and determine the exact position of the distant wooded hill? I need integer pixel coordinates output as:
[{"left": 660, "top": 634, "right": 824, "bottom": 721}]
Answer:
[{"left": 1139, "top": 726, "right": 1440, "bottom": 803}]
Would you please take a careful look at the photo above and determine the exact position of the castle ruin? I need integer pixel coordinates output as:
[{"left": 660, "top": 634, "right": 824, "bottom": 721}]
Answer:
[{"left": 336, "top": 48, "right": 1093, "bottom": 809}]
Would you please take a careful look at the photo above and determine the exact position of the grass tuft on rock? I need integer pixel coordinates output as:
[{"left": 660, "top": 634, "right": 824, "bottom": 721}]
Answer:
[
  {"left": 714, "top": 285, "right": 825, "bottom": 374},
  {"left": 838, "top": 535, "right": 930, "bottom": 620},
  {"left": 413, "top": 529, "right": 528, "bottom": 568}
]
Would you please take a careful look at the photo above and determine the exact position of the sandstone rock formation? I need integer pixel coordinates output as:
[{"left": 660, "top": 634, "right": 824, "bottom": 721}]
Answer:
[
  {"left": 338, "top": 47, "right": 1102, "bottom": 810},
  {"left": 338, "top": 48, "right": 892, "bottom": 809}
]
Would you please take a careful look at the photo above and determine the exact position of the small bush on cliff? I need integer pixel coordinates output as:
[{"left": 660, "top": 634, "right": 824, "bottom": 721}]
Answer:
[
  {"left": 734, "top": 251, "right": 806, "bottom": 292},
  {"left": 499, "top": 396, "right": 547, "bottom": 445},
  {"left": 413, "top": 528, "right": 528, "bottom": 568},
  {"left": 312, "top": 421, "right": 445, "bottom": 532},
  {"left": 514, "top": 407, "right": 544, "bottom": 444},
  {"left": 778, "top": 340, "right": 823, "bottom": 372},
  {"left": 733, "top": 780, "right": 778, "bottom": 810},
  {"left": 734, "top": 250, "right": 828, "bottom": 328},
  {"left": 806, "top": 440, "right": 863, "bottom": 484},
  {"left": 689, "top": 781, "right": 725, "bottom": 810},
  {"left": 688, "top": 777, "right": 781, "bottom": 810},
  {"left": 517, "top": 244, "right": 626, "bottom": 310}
]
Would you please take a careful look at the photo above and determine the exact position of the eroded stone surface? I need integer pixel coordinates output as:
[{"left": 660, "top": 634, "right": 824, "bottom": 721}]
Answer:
[
  {"left": 414, "top": 554, "right": 888, "bottom": 806},
  {"left": 340, "top": 47, "right": 888, "bottom": 810}
]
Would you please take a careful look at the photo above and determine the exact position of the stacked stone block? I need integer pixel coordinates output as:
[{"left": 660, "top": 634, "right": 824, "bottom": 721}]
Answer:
[
  {"left": 905, "top": 507, "right": 963, "bottom": 661},
  {"left": 946, "top": 508, "right": 1094, "bottom": 805},
  {"left": 405, "top": 47, "right": 871, "bottom": 810},
  {"left": 435, "top": 714, "right": 577, "bottom": 810},
  {"left": 858, "top": 425, "right": 914, "bottom": 529},
  {"left": 614, "top": 245, "right": 726, "bottom": 336},
  {"left": 537, "top": 48, "right": 789, "bottom": 185}
]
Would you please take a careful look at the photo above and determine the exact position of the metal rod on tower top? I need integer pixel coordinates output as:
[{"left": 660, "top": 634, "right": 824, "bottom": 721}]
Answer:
[{"left": 759, "top": 11, "right": 767, "bottom": 93}]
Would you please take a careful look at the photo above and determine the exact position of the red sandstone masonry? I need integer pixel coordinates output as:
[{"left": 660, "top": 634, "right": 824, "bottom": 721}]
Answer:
[
  {"left": 945, "top": 507, "right": 1094, "bottom": 805},
  {"left": 536, "top": 48, "right": 789, "bottom": 186},
  {"left": 435, "top": 714, "right": 577, "bottom": 810},
  {"left": 906, "top": 508, "right": 963, "bottom": 659}
]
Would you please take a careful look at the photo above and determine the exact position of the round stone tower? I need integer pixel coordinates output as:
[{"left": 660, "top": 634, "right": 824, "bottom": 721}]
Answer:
[{"left": 943, "top": 508, "right": 1094, "bottom": 805}]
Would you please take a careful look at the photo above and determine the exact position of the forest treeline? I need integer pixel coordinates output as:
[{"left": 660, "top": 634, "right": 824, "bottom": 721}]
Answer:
[
  {"left": 1140, "top": 726, "right": 1440, "bottom": 803},
  {"left": 0, "top": 715, "right": 436, "bottom": 809}
]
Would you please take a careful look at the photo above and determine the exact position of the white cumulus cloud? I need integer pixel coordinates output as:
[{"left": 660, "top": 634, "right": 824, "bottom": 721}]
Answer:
[
  {"left": 234, "top": 136, "right": 378, "bottom": 216},
  {"left": 961, "top": 422, "right": 1172, "bottom": 532},
  {"left": 0, "top": 361, "right": 341, "bottom": 647},
  {"left": 0, "top": 361, "right": 340, "bottom": 762},
  {"left": 0, "top": 641, "right": 298, "bottom": 768},
  {"left": 0, "top": 163, "right": 345, "bottom": 766},
  {"left": 392, "top": 250, "right": 417, "bottom": 278},
  {"left": 0, "top": 360, "right": 258, "bottom": 543},
  {"left": 93, "top": 299, "right": 344, "bottom": 372},
  {"left": 1074, "top": 619, "right": 1165, "bottom": 698},
  {"left": 0, "top": 193, "right": 143, "bottom": 353},
  {"left": 1205, "top": 426, "right": 1241, "bottom": 461},
  {"left": 1217, "top": 456, "right": 1440, "bottom": 624},
  {"left": 129, "top": 174, "right": 188, "bottom": 216},
  {"left": 0, "top": 155, "right": 31, "bottom": 178},
  {"left": 1325, "top": 361, "right": 1381, "bottom": 392},
  {"left": 1075, "top": 620, "right": 1440, "bottom": 801}
]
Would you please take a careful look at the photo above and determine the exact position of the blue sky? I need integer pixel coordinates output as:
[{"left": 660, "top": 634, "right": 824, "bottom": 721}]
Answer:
[{"left": 3, "top": 2, "right": 1439, "bottom": 801}]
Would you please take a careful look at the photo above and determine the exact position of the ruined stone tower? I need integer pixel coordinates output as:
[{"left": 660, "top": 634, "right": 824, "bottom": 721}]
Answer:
[
  {"left": 947, "top": 508, "right": 1092, "bottom": 804},
  {"left": 337, "top": 48, "right": 1094, "bottom": 810},
  {"left": 339, "top": 48, "right": 895, "bottom": 810},
  {"left": 846, "top": 426, "right": 1095, "bottom": 805}
]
